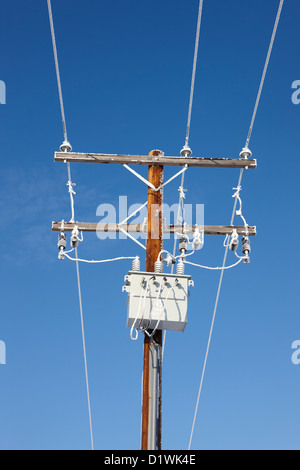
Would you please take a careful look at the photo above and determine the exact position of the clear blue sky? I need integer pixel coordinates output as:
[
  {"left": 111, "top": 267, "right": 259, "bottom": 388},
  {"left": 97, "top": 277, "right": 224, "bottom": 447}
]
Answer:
[{"left": 0, "top": 0, "right": 300, "bottom": 450}]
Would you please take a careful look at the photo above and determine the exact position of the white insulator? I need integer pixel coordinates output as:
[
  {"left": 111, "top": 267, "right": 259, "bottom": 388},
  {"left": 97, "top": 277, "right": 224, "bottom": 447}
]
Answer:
[
  {"left": 155, "top": 260, "right": 163, "bottom": 274},
  {"left": 239, "top": 147, "right": 252, "bottom": 160},
  {"left": 241, "top": 236, "right": 251, "bottom": 264},
  {"left": 132, "top": 256, "right": 140, "bottom": 272},
  {"left": 241, "top": 236, "right": 251, "bottom": 255},
  {"left": 176, "top": 259, "right": 185, "bottom": 276},
  {"left": 58, "top": 232, "right": 67, "bottom": 251},
  {"left": 60, "top": 140, "right": 72, "bottom": 153},
  {"left": 180, "top": 144, "right": 192, "bottom": 157},
  {"left": 179, "top": 235, "right": 188, "bottom": 254}
]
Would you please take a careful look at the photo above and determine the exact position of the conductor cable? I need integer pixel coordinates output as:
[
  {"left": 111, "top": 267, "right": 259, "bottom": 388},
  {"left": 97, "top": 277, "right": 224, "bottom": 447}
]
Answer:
[{"left": 188, "top": 0, "right": 285, "bottom": 450}]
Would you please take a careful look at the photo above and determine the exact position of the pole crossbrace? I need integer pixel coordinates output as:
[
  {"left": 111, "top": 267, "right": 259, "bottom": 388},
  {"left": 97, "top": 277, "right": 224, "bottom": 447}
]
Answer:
[
  {"left": 52, "top": 222, "right": 256, "bottom": 237},
  {"left": 54, "top": 152, "right": 257, "bottom": 169}
]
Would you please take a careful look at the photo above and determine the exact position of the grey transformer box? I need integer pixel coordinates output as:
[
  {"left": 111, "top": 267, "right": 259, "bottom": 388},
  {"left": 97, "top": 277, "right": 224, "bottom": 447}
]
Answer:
[{"left": 123, "top": 271, "right": 194, "bottom": 332}]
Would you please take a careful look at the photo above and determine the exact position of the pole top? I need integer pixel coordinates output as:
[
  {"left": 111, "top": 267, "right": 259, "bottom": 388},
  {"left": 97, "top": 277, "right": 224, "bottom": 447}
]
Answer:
[{"left": 148, "top": 150, "right": 164, "bottom": 158}]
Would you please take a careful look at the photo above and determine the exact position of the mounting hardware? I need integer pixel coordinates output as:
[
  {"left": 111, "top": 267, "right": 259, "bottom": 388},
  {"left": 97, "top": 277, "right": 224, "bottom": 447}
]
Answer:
[
  {"left": 229, "top": 229, "right": 239, "bottom": 252},
  {"left": 165, "top": 254, "right": 176, "bottom": 267},
  {"left": 192, "top": 227, "right": 203, "bottom": 251},
  {"left": 70, "top": 226, "right": 79, "bottom": 248}
]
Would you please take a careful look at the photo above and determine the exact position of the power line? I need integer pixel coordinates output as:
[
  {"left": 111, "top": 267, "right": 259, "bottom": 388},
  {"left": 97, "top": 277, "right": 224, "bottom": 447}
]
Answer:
[
  {"left": 163, "top": 0, "right": 205, "bottom": 360},
  {"left": 47, "top": 0, "right": 95, "bottom": 450},
  {"left": 47, "top": 0, "right": 265, "bottom": 451},
  {"left": 184, "top": 256, "right": 243, "bottom": 271},
  {"left": 245, "top": 0, "right": 285, "bottom": 148},
  {"left": 184, "top": 0, "right": 204, "bottom": 150},
  {"left": 188, "top": 169, "right": 243, "bottom": 450},
  {"left": 188, "top": 0, "right": 285, "bottom": 450},
  {"left": 74, "top": 247, "right": 95, "bottom": 451},
  {"left": 47, "top": 0, "right": 75, "bottom": 223},
  {"left": 47, "top": 0, "right": 68, "bottom": 143}
]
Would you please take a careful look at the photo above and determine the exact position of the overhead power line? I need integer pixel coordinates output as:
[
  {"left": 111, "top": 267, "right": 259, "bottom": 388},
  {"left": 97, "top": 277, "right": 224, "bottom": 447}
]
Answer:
[
  {"left": 163, "top": 0, "right": 205, "bottom": 360},
  {"left": 47, "top": 0, "right": 95, "bottom": 451},
  {"left": 245, "top": 0, "right": 285, "bottom": 149},
  {"left": 184, "top": 0, "right": 204, "bottom": 151},
  {"left": 48, "top": 0, "right": 265, "bottom": 451},
  {"left": 47, "top": 0, "right": 68, "bottom": 143},
  {"left": 188, "top": 0, "right": 285, "bottom": 450},
  {"left": 74, "top": 247, "right": 94, "bottom": 451}
]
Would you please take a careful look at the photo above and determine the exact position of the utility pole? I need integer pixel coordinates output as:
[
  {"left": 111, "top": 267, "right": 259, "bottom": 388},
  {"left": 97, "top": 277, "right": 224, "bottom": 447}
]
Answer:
[
  {"left": 52, "top": 147, "right": 256, "bottom": 449},
  {"left": 141, "top": 150, "right": 164, "bottom": 450}
]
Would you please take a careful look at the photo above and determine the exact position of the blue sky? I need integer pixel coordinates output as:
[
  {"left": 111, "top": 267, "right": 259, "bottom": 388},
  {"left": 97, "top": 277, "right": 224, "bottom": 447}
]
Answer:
[{"left": 0, "top": 0, "right": 300, "bottom": 450}]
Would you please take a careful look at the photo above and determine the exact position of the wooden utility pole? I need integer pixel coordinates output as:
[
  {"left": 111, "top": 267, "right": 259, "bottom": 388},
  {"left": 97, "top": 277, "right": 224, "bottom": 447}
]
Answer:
[
  {"left": 141, "top": 150, "right": 164, "bottom": 450},
  {"left": 52, "top": 147, "right": 257, "bottom": 450}
]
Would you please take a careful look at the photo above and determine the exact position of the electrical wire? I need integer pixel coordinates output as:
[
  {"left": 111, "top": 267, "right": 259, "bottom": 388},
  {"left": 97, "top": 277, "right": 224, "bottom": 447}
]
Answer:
[
  {"left": 74, "top": 247, "right": 94, "bottom": 451},
  {"left": 47, "top": 0, "right": 76, "bottom": 223},
  {"left": 47, "top": 0, "right": 68, "bottom": 143},
  {"left": 245, "top": 0, "right": 285, "bottom": 148},
  {"left": 184, "top": 257, "right": 243, "bottom": 271},
  {"left": 47, "top": 0, "right": 94, "bottom": 450},
  {"left": 188, "top": 0, "right": 285, "bottom": 450},
  {"left": 162, "top": 171, "right": 187, "bottom": 360},
  {"left": 163, "top": 0, "right": 205, "bottom": 358},
  {"left": 185, "top": 0, "right": 204, "bottom": 148},
  {"left": 65, "top": 253, "right": 136, "bottom": 264}
]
